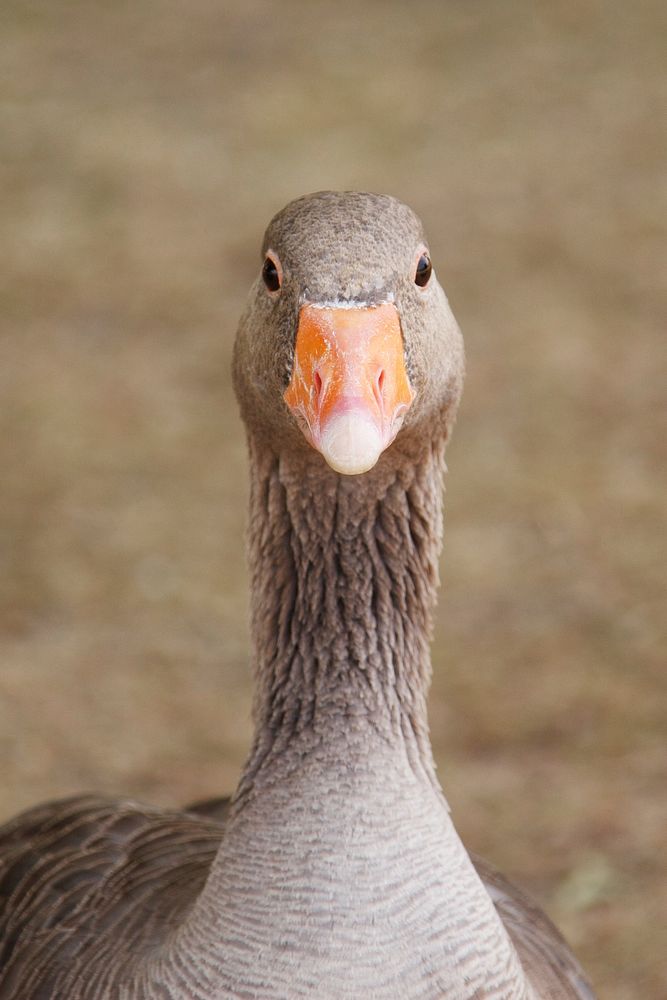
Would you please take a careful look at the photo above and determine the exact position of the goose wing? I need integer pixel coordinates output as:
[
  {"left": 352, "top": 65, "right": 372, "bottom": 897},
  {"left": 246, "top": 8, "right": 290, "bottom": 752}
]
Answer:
[
  {"left": 0, "top": 795, "right": 221, "bottom": 997},
  {"left": 471, "top": 853, "right": 596, "bottom": 999}
]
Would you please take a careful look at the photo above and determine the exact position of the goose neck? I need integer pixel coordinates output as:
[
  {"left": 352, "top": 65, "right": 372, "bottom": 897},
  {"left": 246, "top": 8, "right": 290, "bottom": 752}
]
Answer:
[{"left": 236, "top": 437, "right": 447, "bottom": 800}]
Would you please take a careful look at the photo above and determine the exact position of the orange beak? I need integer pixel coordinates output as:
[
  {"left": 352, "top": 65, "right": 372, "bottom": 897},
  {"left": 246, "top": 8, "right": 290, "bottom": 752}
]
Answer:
[{"left": 284, "top": 302, "right": 414, "bottom": 475}]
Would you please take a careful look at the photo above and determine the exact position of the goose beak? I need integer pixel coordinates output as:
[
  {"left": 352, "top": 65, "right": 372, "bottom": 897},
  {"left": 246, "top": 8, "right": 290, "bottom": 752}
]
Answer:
[{"left": 284, "top": 302, "right": 414, "bottom": 475}]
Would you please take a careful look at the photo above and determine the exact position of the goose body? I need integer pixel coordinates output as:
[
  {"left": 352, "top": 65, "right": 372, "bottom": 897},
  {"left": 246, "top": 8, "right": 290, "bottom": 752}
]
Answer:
[{"left": 0, "top": 192, "right": 595, "bottom": 999}]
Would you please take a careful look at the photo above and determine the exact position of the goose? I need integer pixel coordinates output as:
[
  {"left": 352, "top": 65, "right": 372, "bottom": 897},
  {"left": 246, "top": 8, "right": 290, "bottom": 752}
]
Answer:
[{"left": 0, "top": 191, "right": 595, "bottom": 1000}]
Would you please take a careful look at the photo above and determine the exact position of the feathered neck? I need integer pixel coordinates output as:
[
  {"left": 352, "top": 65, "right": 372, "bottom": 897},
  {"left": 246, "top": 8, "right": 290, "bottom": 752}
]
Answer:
[{"left": 234, "top": 434, "right": 448, "bottom": 804}]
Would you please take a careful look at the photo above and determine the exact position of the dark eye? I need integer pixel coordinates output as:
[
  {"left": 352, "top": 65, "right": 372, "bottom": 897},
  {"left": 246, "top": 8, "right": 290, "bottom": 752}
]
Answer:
[
  {"left": 262, "top": 255, "right": 281, "bottom": 293},
  {"left": 415, "top": 253, "right": 432, "bottom": 287}
]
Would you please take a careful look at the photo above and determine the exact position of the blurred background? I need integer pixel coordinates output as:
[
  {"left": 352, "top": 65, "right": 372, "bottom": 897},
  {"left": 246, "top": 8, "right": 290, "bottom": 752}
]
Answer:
[{"left": 1, "top": 1, "right": 665, "bottom": 995}]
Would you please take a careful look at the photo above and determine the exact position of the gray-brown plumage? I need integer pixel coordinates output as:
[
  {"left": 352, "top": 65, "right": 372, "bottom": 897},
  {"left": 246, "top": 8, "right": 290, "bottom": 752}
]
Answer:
[{"left": 0, "top": 192, "right": 596, "bottom": 999}]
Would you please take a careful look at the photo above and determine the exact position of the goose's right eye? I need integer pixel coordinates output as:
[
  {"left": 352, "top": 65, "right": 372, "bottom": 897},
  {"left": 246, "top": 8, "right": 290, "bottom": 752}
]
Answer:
[
  {"left": 262, "top": 255, "right": 281, "bottom": 293},
  {"left": 414, "top": 252, "right": 432, "bottom": 288}
]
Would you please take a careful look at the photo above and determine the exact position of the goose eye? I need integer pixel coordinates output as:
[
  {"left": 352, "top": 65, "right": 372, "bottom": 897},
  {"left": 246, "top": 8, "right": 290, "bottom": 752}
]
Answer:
[
  {"left": 414, "top": 253, "right": 432, "bottom": 287},
  {"left": 262, "top": 255, "right": 281, "bottom": 293}
]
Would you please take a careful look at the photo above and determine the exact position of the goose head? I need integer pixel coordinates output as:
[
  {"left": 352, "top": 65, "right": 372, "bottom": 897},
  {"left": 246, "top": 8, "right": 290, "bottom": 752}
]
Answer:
[{"left": 233, "top": 191, "right": 465, "bottom": 473}]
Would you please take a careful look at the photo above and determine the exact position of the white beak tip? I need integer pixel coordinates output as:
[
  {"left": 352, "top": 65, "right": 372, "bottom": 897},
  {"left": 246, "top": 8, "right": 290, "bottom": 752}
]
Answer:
[{"left": 319, "top": 411, "right": 383, "bottom": 476}]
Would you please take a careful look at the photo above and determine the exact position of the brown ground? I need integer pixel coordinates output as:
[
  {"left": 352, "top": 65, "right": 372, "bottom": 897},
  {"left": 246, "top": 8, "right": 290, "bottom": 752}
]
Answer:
[{"left": 1, "top": 2, "right": 665, "bottom": 996}]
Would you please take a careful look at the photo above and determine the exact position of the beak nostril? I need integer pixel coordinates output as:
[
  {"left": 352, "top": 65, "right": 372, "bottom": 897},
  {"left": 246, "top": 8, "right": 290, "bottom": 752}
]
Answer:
[
  {"left": 374, "top": 369, "right": 386, "bottom": 408},
  {"left": 313, "top": 370, "right": 323, "bottom": 400}
]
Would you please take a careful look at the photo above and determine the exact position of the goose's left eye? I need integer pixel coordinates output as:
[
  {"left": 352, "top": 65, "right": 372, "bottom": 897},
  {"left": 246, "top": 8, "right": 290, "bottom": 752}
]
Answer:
[
  {"left": 414, "top": 253, "right": 432, "bottom": 287},
  {"left": 262, "top": 254, "right": 282, "bottom": 293}
]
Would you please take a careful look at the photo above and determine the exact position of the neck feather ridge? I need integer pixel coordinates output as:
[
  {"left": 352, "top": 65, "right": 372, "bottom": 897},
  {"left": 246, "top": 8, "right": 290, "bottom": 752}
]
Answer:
[{"left": 235, "top": 436, "right": 447, "bottom": 802}]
